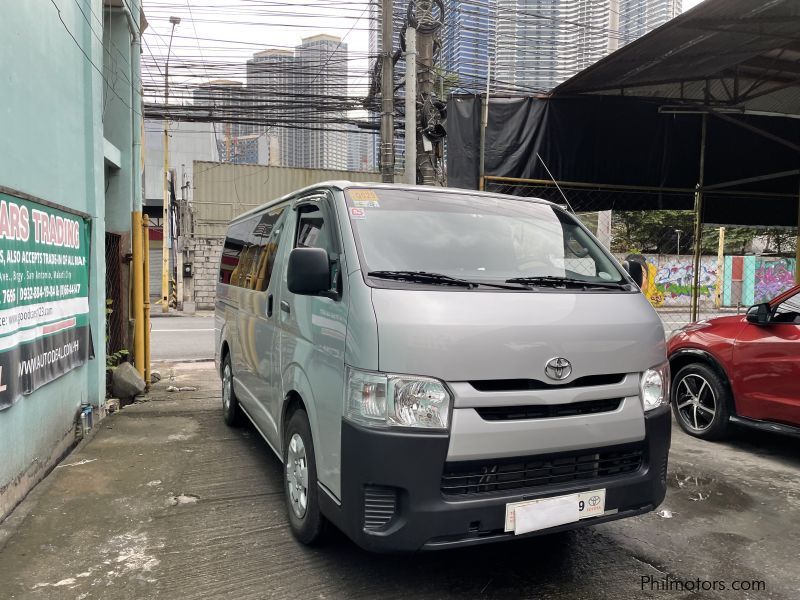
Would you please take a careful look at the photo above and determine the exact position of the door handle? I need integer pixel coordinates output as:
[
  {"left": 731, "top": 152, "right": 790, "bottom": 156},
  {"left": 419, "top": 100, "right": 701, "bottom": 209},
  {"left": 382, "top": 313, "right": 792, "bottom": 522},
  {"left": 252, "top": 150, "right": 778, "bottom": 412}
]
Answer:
[
  {"left": 267, "top": 294, "right": 274, "bottom": 318},
  {"left": 280, "top": 301, "right": 291, "bottom": 314}
]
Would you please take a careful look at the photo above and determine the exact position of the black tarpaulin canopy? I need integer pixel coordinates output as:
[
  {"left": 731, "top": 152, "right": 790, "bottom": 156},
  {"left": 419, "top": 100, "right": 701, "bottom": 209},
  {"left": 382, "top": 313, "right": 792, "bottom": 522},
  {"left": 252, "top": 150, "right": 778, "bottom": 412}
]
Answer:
[{"left": 446, "top": 0, "right": 800, "bottom": 227}]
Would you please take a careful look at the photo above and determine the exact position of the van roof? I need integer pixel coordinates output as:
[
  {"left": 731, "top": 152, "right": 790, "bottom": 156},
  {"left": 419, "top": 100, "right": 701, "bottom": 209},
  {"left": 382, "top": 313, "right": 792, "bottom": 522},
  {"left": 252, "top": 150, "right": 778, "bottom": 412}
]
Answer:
[{"left": 229, "top": 181, "right": 557, "bottom": 224}]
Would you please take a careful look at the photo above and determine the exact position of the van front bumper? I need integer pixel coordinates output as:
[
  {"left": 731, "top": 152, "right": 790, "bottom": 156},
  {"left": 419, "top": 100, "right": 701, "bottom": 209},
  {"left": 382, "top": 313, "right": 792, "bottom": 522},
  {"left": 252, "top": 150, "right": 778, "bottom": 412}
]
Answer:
[{"left": 328, "top": 406, "right": 670, "bottom": 552}]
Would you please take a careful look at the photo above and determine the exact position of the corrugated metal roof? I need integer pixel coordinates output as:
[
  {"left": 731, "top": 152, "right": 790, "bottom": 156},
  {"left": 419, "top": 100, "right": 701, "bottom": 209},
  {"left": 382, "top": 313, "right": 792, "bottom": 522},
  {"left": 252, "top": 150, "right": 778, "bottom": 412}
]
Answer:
[
  {"left": 553, "top": 0, "right": 800, "bottom": 118},
  {"left": 192, "top": 162, "right": 380, "bottom": 237}
]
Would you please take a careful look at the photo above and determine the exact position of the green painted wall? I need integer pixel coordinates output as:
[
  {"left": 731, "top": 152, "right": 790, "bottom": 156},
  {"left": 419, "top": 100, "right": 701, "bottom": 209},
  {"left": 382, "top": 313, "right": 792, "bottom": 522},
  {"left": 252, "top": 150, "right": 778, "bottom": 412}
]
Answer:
[
  {"left": 0, "top": 0, "right": 141, "bottom": 518},
  {"left": 103, "top": 11, "right": 135, "bottom": 234}
]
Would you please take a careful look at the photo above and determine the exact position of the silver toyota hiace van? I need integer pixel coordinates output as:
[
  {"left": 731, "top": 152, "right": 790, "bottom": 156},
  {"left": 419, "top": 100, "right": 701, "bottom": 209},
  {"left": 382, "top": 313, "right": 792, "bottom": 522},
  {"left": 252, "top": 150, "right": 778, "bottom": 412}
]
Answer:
[{"left": 215, "top": 183, "right": 670, "bottom": 552}]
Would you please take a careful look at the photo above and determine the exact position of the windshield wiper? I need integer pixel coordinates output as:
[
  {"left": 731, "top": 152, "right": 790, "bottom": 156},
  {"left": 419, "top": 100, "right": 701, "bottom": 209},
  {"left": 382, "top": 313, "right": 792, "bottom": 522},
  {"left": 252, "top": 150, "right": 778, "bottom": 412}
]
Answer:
[
  {"left": 368, "top": 271, "right": 477, "bottom": 288},
  {"left": 505, "top": 276, "right": 632, "bottom": 290},
  {"left": 368, "top": 271, "right": 529, "bottom": 290}
]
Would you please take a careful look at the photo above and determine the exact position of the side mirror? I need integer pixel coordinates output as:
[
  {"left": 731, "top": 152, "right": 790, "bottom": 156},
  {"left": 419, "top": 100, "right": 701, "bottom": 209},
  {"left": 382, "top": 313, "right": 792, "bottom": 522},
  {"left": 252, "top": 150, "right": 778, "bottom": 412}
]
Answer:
[
  {"left": 623, "top": 260, "right": 645, "bottom": 289},
  {"left": 746, "top": 302, "right": 772, "bottom": 326},
  {"left": 287, "top": 247, "right": 331, "bottom": 296}
]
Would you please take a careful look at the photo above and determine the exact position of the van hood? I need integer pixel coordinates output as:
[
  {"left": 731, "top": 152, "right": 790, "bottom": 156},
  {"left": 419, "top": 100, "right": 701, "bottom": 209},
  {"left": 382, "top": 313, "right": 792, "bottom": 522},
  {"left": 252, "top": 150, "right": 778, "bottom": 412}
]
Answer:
[{"left": 370, "top": 288, "right": 665, "bottom": 382}]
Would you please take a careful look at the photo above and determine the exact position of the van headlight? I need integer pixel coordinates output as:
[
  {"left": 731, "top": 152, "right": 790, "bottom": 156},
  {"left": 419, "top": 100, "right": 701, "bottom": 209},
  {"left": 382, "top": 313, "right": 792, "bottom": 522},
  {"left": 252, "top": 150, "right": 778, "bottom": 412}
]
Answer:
[
  {"left": 345, "top": 367, "right": 451, "bottom": 430},
  {"left": 640, "top": 362, "right": 670, "bottom": 411}
]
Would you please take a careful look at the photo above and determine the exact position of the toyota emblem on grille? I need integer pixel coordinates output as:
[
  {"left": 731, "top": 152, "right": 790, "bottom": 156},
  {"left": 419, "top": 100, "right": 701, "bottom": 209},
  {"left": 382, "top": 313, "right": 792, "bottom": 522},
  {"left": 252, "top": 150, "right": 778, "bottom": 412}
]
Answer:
[{"left": 545, "top": 357, "right": 572, "bottom": 381}]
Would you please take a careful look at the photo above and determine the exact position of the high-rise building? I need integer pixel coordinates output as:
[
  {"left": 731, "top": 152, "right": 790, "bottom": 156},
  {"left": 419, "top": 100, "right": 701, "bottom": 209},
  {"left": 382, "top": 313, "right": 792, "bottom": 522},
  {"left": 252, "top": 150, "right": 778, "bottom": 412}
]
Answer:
[
  {"left": 193, "top": 37, "right": 351, "bottom": 171},
  {"left": 618, "top": 0, "right": 682, "bottom": 45},
  {"left": 442, "top": 0, "right": 497, "bottom": 93},
  {"left": 246, "top": 49, "right": 303, "bottom": 168},
  {"left": 445, "top": 0, "right": 682, "bottom": 93},
  {"left": 295, "top": 34, "right": 349, "bottom": 170},
  {"left": 191, "top": 80, "right": 256, "bottom": 163}
]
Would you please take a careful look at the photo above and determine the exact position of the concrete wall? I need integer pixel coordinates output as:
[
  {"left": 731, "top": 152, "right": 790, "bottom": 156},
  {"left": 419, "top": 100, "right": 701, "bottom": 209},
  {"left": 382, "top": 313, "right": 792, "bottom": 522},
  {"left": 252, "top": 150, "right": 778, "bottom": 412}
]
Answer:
[
  {"left": 0, "top": 1, "right": 141, "bottom": 520},
  {"left": 186, "top": 238, "right": 225, "bottom": 309}
]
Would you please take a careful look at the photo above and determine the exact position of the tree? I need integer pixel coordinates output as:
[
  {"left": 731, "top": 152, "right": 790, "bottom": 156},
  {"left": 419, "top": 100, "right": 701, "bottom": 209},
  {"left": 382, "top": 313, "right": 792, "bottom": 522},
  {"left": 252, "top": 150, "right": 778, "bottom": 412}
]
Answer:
[{"left": 609, "top": 210, "right": 780, "bottom": 256}]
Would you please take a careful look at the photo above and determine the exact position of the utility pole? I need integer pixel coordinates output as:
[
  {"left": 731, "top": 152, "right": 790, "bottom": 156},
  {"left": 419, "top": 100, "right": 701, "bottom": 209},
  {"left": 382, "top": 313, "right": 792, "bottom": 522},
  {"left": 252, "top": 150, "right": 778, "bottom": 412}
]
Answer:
[
  {"left": 690, "top": 113, "right": 708, "bottom": 323},
  {"left": 380, "top": 0, "right": 394, "bottom": 183},
  {"left": 404, "top": 26, "right": 417, "bottom": 185},
  {"left": 176, "top": 170, "right": 185, "bottom": 311},
  {"left": 162, "top": 16, "right": 180, "bottom": 313},
  {"left": 416, "top": 2, "right": 437, "bottom": 185},
  {"left": 478, "top": 57, "right": 491, "bottom": 191}
]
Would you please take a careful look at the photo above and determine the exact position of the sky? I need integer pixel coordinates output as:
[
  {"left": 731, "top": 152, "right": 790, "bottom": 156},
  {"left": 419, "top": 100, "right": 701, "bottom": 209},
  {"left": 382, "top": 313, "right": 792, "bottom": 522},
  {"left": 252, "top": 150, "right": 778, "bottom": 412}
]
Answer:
[
  {"left": 141, "top": 0, "right": 374, "bottom": 98},
  {"left": 140, "top": 0, "right": 709, "bottom": 99}
]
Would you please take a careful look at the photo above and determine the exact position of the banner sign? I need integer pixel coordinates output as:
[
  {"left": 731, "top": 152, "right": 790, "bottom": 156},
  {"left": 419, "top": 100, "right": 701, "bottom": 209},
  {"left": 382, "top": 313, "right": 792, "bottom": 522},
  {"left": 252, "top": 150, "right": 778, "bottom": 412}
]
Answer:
[{"left": 0, "top": 191, "right": 92, "bottom": 411}]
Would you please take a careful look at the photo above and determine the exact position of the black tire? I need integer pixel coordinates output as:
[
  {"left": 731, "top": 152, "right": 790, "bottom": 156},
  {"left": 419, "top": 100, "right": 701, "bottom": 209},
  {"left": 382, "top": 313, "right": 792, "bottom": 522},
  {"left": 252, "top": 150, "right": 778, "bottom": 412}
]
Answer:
[
  {"left": 671, "top": 362, "right": 732, "bottom": 440},
  {"left": 221, "top": 354, "right": 243, "bottom": 427},
  {"left": 284, "top": 409, "right": 325, "bottom": 545}
]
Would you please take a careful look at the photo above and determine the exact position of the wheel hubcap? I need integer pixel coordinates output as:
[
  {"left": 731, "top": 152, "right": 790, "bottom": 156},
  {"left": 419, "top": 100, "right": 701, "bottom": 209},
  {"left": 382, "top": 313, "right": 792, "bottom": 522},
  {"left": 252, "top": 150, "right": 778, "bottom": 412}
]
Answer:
[
  {"left": 676, "top": 374, "right": 717, "bottom": 432},
  {"left": 286, "top": 433, "right": 309, "bottom": 519},
  {"left": 222, "top": 365, "right": 232, "bottom": 413}
]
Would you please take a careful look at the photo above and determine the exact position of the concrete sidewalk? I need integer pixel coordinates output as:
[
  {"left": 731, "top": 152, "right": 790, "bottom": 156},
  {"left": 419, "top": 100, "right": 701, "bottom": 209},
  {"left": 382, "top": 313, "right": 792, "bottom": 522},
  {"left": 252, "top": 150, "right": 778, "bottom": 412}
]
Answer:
[{"left": 0, "top": 362, "right": 292, "bottom": 599}]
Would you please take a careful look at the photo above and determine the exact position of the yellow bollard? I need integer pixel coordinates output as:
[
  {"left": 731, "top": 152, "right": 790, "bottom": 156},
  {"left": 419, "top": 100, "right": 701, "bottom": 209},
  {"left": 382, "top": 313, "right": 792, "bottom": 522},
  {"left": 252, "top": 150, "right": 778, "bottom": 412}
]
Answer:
[
  {"left": 131, "top": 211, "right": 145, "bottom": 379},
  {"left": 143, "top": 219, "right": 152, "bottom": 387}
]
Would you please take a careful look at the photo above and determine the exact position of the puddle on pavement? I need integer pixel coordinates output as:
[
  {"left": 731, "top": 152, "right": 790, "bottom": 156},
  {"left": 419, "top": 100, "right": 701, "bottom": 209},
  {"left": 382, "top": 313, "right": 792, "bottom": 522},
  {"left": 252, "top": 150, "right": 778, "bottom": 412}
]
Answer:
[{"left": 667, "top": 471, "right": 754, "bottom": 512}]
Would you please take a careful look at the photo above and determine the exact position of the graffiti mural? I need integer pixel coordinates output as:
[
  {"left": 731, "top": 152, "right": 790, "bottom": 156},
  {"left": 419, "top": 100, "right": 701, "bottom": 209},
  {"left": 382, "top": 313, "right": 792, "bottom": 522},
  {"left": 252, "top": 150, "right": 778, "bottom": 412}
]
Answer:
[
  {"left": 754, "top": 258, "right": 796, "bottom": 304},
  {"left": 641, "top": 257, "right": 718, "bottom": 308}
]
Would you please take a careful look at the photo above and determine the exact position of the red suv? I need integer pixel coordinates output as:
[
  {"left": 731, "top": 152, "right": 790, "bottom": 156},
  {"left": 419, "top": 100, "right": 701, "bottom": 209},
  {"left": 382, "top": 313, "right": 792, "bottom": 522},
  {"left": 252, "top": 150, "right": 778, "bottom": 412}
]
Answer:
[{"left": 667, "top": 285, "right": 800, "bottom": 440}]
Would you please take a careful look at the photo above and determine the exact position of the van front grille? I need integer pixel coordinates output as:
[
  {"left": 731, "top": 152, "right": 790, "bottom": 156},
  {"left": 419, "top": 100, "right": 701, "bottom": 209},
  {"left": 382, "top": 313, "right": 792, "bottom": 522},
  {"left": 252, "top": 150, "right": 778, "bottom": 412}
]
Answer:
[
  {"left": 363, "top": 485, "right": 397, "bottom": 531},
  {"left": 476, "top": 398, "right": 622, "bottom": 421},
  {"left": 441, "top": 445, "right": 644, "bottom": 496},
  {"left": 469, "top": 374, "right": 625, "bottom": 392}
]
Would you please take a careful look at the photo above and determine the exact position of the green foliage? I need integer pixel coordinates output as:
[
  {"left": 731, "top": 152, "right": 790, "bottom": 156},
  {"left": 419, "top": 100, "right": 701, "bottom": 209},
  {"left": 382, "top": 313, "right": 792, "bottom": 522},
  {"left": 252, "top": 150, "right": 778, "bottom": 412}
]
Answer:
[
  {"left": 106, "top": 349, "right": 129, "bottom": 371},
  {"left": 610, "top": 210, "right": 796, "bottom": 256},
  {"left": 105, "top": 298, "right": 129, "bottom": 372},
  {"left": 611, "top": 211, "right": 696, "bottom": 255}
]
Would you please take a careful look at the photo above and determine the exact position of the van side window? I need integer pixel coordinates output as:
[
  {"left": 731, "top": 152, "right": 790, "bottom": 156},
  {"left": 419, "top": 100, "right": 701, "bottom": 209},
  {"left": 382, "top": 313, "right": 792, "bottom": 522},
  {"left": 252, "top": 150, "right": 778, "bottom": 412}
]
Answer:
[
  {"left": 252, "top": 209, "right": 287, "bottom": 292},
  {"left": 294, "top": 200, "right": 341, "bottom": 295},
  {"left": 296, "top": 204, "right": 337, "bottom": 255},
  {"left": 220, "top": 207, "right": 286, "bottom": 290}
]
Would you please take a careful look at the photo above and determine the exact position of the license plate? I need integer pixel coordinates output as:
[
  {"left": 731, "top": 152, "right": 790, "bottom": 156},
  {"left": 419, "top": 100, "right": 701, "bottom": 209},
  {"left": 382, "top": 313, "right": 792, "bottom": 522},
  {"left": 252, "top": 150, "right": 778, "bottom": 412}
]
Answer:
[{"left": 504, "top": 489, "right": 606, "bottom": 535}]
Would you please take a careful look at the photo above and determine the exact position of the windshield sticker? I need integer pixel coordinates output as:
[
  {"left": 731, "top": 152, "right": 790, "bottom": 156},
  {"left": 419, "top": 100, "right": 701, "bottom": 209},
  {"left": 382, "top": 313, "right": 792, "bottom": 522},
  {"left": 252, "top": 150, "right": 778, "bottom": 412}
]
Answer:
[
  {"left": 352, "top": 200, "right": 380, "bottom": 208},
  {"left": 349, "top": 189, "right": 380, "bottom": 202},
  {"left": 349, "top": 207, "right": 367, "bottom": 220}
]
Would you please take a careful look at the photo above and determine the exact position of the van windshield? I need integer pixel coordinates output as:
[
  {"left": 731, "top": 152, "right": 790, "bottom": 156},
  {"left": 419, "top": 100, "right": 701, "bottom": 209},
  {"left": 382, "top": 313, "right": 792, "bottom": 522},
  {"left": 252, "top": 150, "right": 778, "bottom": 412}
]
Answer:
[{"left": 345, "top": 188, "right": 628, "bottom": 289}]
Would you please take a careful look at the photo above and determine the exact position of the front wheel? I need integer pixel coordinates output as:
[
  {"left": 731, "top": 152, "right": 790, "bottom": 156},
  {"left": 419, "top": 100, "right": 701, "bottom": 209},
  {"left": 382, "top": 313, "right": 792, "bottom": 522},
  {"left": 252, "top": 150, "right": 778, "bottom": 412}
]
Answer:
[
  {"left": 221, "top": 354, "right": 243, "bottom": 427},
  {"left": 671, "top": 363, "right": 731, "bottom": 440},
  {"left": 284, "top": 409, "right": 325, "bottom": 545}
]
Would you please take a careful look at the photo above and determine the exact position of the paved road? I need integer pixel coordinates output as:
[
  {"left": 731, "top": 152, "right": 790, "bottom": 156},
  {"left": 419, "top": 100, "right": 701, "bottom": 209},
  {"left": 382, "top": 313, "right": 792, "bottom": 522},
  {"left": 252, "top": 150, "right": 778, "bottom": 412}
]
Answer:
[
  {"left": 0, "top": 363, "right": 797, "bottom": 599},
  {"left": 151, "top": 315, "right": 214, "bottom": 362}
]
